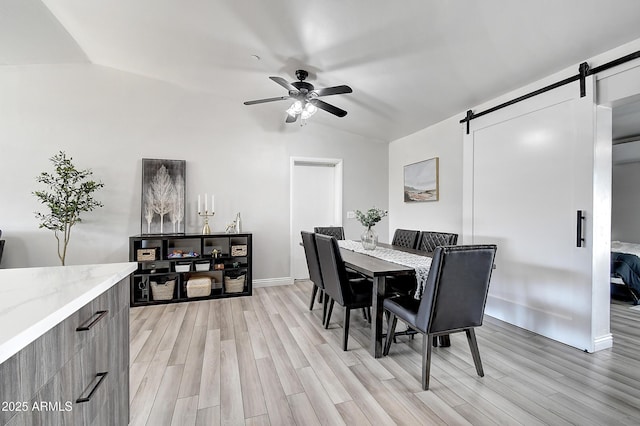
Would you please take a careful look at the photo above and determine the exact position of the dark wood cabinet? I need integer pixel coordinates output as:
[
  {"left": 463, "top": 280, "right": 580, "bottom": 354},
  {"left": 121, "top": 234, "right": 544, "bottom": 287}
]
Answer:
[{"left": 129, "top": 233, "right": 252, "bottom": 306}]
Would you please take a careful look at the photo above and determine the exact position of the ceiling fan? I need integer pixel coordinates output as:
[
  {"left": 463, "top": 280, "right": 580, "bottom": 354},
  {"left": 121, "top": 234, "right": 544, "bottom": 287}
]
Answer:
[{"left": 243, "top": 69, "right": 352, "bottom": 123}]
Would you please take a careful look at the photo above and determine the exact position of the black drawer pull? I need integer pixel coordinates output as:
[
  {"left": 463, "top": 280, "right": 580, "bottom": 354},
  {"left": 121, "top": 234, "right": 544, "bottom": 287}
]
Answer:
[
  {"left": 76, "top": 372, "right": 108, "bottom": 403},
  {"left": 76, "top": 310, "right": 108, "bottom": 331}
]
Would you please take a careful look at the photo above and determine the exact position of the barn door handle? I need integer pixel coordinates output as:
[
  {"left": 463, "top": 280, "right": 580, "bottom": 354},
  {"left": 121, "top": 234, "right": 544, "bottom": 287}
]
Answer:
[{"left": 576, "top": 210, "right": 585, "bottom": 247}]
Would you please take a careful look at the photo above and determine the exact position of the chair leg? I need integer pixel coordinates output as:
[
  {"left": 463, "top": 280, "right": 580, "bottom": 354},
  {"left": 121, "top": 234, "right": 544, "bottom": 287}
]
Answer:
[
  {"left": 318, "top": 288, "right": 324, "bottom": 303},
  {"left": 432, "top": 336, "right": 438, "bottom": 347},
  {"left": 366, "top": 307, "right": 371, "bottom": 324},
  {"left": 422, "top": 334, "right": 433, "bottom": 390},
  {"left": 309, "top": 285, "right": 319, "bottom": 310},
  {"left": 343, "top": 308, "right": 351, "bottom": 351},
  {"left": 361, "top": 307, "right": 368, "bottom": 321},
  {"left": 322, "top": 293, "right": 329, "bottom": 325},
  {"left": 465, "top": 328, "right": 484, "bottom": 377},
  {"left": 325, "top": 299, "right": 335, "bottom": 329},
  {"left": 439, "top": 335, "right": 451, "bottom": 347},
  {"left": 383, "top": 312, "right": 398, "bottom": 356}
]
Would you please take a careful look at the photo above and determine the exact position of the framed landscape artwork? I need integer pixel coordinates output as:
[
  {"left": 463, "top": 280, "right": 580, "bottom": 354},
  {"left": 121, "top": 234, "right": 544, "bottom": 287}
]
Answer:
[
  {"left": 141, "top": 159, "right": 186, "bottom": 234},
  {"left": 404, "top": 157, "right": 439, "bottom": 202}
]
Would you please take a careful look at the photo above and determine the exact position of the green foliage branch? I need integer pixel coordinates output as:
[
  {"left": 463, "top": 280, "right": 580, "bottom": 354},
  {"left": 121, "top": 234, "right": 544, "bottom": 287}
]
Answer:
[
  {"left": 355, "top": 207, "right": 388, "bottom": 228},
  {"left": 33, "top": 151, "right": 104, "bottom": 265}
]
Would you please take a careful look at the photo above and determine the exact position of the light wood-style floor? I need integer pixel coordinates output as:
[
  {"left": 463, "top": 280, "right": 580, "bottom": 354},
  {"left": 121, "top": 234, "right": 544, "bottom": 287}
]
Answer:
[{"left": 128, "top": 281, "right": 640, "bottom": 425}]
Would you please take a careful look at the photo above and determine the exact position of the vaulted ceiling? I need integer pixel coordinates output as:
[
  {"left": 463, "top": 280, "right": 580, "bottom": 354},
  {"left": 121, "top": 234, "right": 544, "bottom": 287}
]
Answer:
[{"left": 4, "top": 0, "right": 640, "bottom": 142}]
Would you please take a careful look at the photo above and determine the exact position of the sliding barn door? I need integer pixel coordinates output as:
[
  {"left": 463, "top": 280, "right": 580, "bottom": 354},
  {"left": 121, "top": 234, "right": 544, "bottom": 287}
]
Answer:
[{"left": 463, "top": 78, "right": 608, "bottom": 351}]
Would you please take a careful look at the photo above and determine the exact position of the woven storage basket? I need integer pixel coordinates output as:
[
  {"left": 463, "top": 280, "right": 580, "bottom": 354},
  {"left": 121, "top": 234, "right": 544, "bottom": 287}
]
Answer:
[
  {"left": 150, "top": 279, "right": 175, "bottom": 301},
  {"left": 137, "top": 247, "right": 158, "bottom": 261},
  {"left": 186, "top": 276, "right": 212, "bottom": 298},
  {"left": 231, "top": 245, "right": 248, "bottom": 256},
  {"left": 224, "top": 274, "right": 245, "bottom": 293}
]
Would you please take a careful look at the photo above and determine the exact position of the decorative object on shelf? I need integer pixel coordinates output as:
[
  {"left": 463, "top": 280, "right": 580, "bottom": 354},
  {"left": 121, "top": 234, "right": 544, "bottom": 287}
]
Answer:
[
  {"left": 167, "top": 249, "right": 198, "bottom": 258},
  {"left": 141, "top": 159, "right": 186, "bottom": 234},
  {"left": 235, "top": 212, "right": 242, "bottom": 233},
  {"left": 404, "top": 157, "right": 439, "bottom": 202},
  {"left": 214, "top": 263, "right": 225, "bottom": 270},
  {"left": 198, "top": 193, "right": 215, "bottom": 234},
  {"left": 211, "top": 248, "right": 220, "bottom": 258},
  {"left": 225, "top": 219, "right": 237, "bottom": 233},
  {"left": 355, "top": 207, "right": 388, "bottom": 250},
  {"left": 33, "top": 151, "right": 104, "bottom": 266}
]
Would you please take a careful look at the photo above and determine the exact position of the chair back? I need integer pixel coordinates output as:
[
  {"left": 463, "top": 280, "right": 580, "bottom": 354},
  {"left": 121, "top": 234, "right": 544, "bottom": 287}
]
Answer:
[
  {"left": 415, "top": 245, "right": 497, "bottom": 334},
  {"left": 315, "top": 234, "right": 351, "bottom": 305},
  {"left": 416, "top": 231, "right": 458, "bottom": 253},
  {"left": 392, "top": 229, "right": 420, "bottom": 249},
  {"left": 314, "top": 226, "right": 345, "bottom": 240},
  {"left": 301, "top": 231, "right": 324, "bottom": 290}
]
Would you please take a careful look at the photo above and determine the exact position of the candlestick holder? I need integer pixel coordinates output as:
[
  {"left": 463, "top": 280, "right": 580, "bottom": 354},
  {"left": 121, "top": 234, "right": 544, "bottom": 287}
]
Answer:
[{"left": 198, "top": 211, "right": 215, "bottom": 235}]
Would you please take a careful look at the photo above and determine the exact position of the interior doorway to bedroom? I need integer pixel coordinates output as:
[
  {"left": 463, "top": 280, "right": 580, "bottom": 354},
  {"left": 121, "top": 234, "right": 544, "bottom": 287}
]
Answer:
[{"left": 610, "top": 97, "right": 640, "bottom": 305}]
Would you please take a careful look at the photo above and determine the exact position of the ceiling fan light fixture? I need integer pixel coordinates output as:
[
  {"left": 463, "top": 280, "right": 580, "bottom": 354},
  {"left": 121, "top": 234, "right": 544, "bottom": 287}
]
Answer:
[
  {"left": 301, "top": 102, "right": 317, "bottom": 120},
  {"left": 287, "top": 100, "right": 303, "bottom": 116}
]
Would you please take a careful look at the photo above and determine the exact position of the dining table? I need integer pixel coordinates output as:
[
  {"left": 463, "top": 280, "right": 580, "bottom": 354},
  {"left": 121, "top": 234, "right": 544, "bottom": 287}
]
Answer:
[{"left": 337, "top": 241, "right": 433, "bottom": 358}]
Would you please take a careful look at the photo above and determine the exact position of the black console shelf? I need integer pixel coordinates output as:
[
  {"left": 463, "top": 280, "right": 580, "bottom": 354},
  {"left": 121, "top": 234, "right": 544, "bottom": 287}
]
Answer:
[{"left": 129, "top": 233, "right": 252, "bottom": 306}]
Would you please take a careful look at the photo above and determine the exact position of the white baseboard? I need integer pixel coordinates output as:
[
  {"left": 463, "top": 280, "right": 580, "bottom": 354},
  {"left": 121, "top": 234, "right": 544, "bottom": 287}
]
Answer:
[
  {"left": 592, "top": 333, "right": 614, "bottom": 352},
  {"left": 253, "top": 277, "right": 294, "bottom": 288}
]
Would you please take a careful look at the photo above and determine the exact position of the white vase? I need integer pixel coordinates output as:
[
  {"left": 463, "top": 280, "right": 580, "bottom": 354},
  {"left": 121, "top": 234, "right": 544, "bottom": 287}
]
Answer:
[{"left": 361, "top": 226, "right": 378, "bottom": 250}]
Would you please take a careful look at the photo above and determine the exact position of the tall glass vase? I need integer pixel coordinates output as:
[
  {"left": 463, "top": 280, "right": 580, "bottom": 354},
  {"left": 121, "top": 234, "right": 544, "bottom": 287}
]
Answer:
[{"left": 361, "top": 226, "right": 378, "bottom": 250}]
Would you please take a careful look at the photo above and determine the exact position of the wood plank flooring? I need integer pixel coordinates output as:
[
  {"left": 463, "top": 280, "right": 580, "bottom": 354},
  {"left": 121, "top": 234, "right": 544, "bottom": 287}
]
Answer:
[{"left": 129, "top": 281, "right": 640, "bottom": 425}]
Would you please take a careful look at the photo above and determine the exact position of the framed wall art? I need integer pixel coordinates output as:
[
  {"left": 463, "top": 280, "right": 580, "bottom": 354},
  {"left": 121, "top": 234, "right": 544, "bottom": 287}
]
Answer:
[
  {"left": 404, "top": 157, "right": 439, "bottom": 202},
  {"left": 141, "top": 158, "right": 186, "bottom": 234}
]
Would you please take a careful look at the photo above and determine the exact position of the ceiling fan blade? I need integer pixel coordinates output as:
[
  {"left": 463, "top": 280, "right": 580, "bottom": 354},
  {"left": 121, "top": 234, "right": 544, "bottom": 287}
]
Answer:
[
  {"left": 310, "top": 99, "right": 347, "bottom": 117},
  {"left": 285, "top": 113, "right": 298, "bottom": 123},
  {"left": 243, "top": 96, "right": 290, "bottom": 105},
  {"left": 270, "top": 76, "right": 297, "bottom": 91},
  {"left": 314, "top": 85, "right": 353, "bottom": 97}
]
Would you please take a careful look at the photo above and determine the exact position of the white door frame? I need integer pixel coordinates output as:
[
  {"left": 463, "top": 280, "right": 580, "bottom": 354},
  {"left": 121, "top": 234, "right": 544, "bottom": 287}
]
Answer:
[{"left": 289, "top": 157, "right": 343, "bottom": 280}]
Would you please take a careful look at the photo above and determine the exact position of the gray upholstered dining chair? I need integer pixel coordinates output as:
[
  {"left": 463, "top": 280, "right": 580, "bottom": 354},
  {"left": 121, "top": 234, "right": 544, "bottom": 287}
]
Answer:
[
  {"left": 301, "top": 231, "right": 328, "bottom": 323},
  {"left": 416, "top": 231, "right": 458, "bottom": 253},
  {"left": 314, "top": 226, "right": 345, "bottom": 240},
  {"left": 315, "top": 234, "right": 373, "bottom": 351},
  {"left": 392, "top": 229, "right": 420, "bottom": 249},
  {"left": 383, "top": 244, "right": 497, "bottom": 390}
]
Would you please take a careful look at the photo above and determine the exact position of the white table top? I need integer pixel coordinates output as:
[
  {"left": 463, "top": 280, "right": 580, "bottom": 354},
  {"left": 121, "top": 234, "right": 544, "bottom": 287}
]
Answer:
[{"left": 0, "top": 262, "right": 137, "bottom": 364}]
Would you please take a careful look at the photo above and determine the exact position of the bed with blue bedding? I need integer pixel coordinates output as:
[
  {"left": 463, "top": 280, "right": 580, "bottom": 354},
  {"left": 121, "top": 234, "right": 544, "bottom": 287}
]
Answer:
[{"left": 611, "top": 241, "right": 640, "bottom": 305}]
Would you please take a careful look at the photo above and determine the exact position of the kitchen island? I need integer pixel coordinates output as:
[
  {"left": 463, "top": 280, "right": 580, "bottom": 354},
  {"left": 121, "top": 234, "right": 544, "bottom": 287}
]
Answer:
[{"left": 0, "top": 262, "right": 136, "bottom": 426}]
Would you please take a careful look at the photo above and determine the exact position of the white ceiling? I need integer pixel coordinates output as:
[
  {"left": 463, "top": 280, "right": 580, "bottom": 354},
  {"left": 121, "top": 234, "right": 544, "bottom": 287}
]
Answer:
[{"left": 7, "top": 0, "right": 640, "bottom": 142}]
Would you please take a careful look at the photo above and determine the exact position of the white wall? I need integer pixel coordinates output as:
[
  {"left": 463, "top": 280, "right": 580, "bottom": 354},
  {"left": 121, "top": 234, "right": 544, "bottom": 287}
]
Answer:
[
  {"left": 0, "top": 63, "right": 388, "bottom": 280},
  {"left": 387, "top": 117, "right": 463, "bottom": 237},
  {"left": 612, "top": 147, "right": 640, "bottom": 243}
]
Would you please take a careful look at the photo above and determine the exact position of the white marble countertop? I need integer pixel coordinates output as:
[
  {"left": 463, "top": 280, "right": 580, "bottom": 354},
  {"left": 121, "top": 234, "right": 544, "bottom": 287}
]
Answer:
[{"left": 0, "top": 262, "right": 137, "bottom": 364}]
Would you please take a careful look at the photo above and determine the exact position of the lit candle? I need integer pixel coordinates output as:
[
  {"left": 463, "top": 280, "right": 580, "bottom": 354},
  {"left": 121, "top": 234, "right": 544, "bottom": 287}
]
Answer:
[
  {"left": 212, "top": 194, "right": 215, "bottom": 212},
  {"left": 198, "top": 195, "right": 201, "bottom": 213},
  {"left": 205, "top": 193, "right": 208, "bottom": 212}
]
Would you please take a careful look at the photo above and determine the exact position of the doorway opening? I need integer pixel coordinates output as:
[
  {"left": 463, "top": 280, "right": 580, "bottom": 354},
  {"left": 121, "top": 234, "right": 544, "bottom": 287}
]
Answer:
[{"left": 290, "top": 157, "right": 343, "bottom": 280}]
